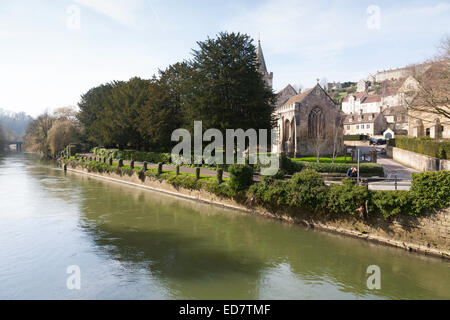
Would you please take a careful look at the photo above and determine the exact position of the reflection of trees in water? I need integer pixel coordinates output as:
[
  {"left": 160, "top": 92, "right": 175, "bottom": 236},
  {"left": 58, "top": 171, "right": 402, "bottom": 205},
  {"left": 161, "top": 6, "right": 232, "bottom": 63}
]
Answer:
[{"left": 67, "top": 174, "right": 450, "bottom": 299}]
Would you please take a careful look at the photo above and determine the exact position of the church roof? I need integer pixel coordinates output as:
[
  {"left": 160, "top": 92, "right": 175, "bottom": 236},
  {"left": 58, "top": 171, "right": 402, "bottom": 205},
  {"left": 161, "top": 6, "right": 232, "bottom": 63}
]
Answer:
[
  {"left": 275, "top": 84, "right": 298, "bottom": 107},
  {"left": 256, "top": 40, "right": 268, "bottom": 74},
  {"left": 283, "top": 88, "right": 314, "bottom": 106}
]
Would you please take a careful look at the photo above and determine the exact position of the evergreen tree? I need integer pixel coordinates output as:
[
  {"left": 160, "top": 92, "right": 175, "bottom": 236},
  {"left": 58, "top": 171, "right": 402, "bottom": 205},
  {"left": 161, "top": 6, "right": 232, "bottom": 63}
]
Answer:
[{"left": 184, "top": 32, "right": 276, "bottom": 133}]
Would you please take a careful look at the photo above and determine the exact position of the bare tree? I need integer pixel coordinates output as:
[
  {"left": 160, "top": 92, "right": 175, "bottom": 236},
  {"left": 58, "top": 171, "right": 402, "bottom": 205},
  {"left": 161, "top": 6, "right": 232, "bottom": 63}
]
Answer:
[
  {"left": 311, "top": 136, "right": 327, "bottom": 163},
  {"left": 405, "top": 36, "right": 450, "bottom": 121}
]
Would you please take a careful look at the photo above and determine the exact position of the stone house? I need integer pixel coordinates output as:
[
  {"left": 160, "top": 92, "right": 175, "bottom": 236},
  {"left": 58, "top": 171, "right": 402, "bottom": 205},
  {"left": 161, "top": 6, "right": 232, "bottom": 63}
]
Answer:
[
  {"left": 382, "top": 106, "right": 408, "bottom": 130},
  {"left": 343, "top": 112, "right": 387, "bottom": 137}
]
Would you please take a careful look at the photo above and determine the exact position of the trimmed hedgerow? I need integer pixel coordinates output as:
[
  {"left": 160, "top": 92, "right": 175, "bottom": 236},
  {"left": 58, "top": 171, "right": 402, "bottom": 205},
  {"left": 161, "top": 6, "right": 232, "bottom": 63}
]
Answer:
[{"left": 391, "top": 136, "right": 450, "bottom": 159}]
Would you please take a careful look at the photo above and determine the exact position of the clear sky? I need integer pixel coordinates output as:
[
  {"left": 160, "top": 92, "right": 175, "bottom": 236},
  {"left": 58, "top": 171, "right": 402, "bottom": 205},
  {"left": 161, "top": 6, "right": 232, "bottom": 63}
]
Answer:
[{"left": 1, "top": 0, "right": 449, "bottom": 116}]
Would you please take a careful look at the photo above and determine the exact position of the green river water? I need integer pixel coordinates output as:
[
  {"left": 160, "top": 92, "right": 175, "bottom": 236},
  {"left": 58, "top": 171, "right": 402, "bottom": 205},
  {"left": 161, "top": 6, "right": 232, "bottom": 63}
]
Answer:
[{"left": 0, "top": 153, "right": 449, "bottom": 299}]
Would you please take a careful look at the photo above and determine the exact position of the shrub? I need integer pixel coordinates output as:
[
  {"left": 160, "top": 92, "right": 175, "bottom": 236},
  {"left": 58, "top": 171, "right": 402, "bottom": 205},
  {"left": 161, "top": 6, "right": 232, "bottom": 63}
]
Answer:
[
  {"left": 327, "top": 179, "right": 370, "bottom": 216},
  {"left": 166, "top": 175, "right": 203, "bottom": 190},
  {"left": 228, "top": 164, "right": 254, "bottom": 192},
  {"left": 371, "top": 190, "right": 414, "bottom": 218},
  {"left": 410, "top": 171, "right": 450, "bottom": 214},
  {"left": 248, "top": 178, "right": 290, "bottom": 207},
  {"left": 287, "top": 170, "right": 328, "bottom": 211},
  {"left": 279, "top": 154, "right": 303, "bottom": 174}
]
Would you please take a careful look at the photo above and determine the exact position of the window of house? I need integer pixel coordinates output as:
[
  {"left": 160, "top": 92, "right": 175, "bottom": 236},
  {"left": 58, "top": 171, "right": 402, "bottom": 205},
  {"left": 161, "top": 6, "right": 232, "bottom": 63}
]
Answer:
[
  {"left": 356, "top": 125, "right": 359, "bottom": 129},
  {"left": 347, "top": 125, "right": 350, "bottom": 130},
  {"left": 366, "top": 124, "right": 370, "bottom": 129}
]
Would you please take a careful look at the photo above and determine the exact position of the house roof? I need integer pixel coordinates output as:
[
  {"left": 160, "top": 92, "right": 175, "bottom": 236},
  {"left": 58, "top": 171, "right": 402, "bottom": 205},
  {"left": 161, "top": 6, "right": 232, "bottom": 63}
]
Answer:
[
  {"left": 342, "top": 92, "right": 366, "bottom": 103},
  {"left": 361, "top": 95, "right": 381, "bottom": 104}
]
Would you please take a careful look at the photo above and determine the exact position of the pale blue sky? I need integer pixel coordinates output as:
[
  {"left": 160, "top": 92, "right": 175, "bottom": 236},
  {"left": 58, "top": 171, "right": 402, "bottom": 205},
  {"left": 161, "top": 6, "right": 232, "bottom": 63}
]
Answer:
[{"left": 1, "top": 0, "right": 449, "bottom": 116}]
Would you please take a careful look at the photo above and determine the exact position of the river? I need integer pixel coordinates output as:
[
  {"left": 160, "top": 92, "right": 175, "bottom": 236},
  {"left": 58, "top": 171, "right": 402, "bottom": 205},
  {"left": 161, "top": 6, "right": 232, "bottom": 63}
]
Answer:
[{"left": 0, "top": 153, "right": 449, "bottom": 299}]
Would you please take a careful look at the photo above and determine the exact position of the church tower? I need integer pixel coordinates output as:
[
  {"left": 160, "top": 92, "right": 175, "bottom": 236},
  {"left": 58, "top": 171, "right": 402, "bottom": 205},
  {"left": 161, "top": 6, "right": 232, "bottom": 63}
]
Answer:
[{"left": 256, "top": 40, "right": 273, "bottom": 89}]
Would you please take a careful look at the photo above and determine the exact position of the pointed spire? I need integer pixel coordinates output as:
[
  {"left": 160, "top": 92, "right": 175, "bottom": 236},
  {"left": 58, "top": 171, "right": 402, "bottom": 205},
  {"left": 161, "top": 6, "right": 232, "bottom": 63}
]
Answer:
[{"left": 256, "top": 39, "right": 268, "bottom": 74}]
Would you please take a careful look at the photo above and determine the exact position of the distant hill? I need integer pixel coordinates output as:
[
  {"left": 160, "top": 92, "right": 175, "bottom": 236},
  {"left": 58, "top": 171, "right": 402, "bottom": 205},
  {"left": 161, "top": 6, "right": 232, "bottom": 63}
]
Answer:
[{"left": 0, "top": 109, "right": 33, "bottom": 138}]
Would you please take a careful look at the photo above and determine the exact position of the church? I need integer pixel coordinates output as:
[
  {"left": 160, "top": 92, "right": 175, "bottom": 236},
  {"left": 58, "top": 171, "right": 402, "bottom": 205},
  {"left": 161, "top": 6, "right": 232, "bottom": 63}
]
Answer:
[{"left": 256, "top": 41, "right": 344, "bottom": 157}]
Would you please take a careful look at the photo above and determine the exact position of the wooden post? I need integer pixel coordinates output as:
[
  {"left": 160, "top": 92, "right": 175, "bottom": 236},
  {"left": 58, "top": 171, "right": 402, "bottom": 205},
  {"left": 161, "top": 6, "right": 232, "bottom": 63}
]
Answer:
[
  {"left": 157, "top": 162, "right": 163, "bottom": 175},
  {"left": 143, "top": 161, "right": 148, "bottom": 171},
  {"left": 118, "top": 159, "right": 123, "bottom": 167},
  {"left": 395, "top": 175, "right": 398, "bottom": 191},
  {"left": 109, "top": 158, "right": 113, "bottom": 166},
  {"left": 130, "top": 160, "right": 134, "bottom": 170},
  {"left": 217, "top": 168, "right": 223, "bottom": 184},
  {"left": 176, "top": 165, "right": 180, "bottom": 176},
  {"left": 195, "top": 167, "right": 200, "bottom": 180}
]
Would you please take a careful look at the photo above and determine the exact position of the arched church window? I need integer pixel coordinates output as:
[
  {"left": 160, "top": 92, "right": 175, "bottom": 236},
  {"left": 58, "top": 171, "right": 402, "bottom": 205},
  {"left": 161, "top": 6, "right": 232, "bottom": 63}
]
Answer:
[
  {"left": 308, "top": 107, "right": 324, "bottom": 139},
  {"left": 284, "top": 119, "right": 291, "bottom": 142}
]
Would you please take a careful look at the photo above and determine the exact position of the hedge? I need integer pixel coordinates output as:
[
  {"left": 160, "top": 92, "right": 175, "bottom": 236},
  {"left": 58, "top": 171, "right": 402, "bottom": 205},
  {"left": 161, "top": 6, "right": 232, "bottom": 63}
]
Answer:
[
  {"left": 344, "top": 134, "right": 368, "bottom": 141},
  {"left": 299, "top": 162, "right": 384, "bottom": 176},
  {"left": 92, "top": 148, "right": 171, "bottom": 163},
  {"left": 391, "top": 137, "right": 450, "bottom": 159}
]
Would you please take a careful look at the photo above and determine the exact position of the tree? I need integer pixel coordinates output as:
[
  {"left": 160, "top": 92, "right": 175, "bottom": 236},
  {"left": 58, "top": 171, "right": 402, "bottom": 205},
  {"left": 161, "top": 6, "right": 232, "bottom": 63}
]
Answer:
[
  {"left": 77, "top": 82, "right": 116, "bottom": 147},
  {"left": 137, "top": 64, "right": 189, "bottom": 151},
  {"left": 23, "top": 111, "right": 54, "bottom": 156},
  {"left": 406, "top": 35, "right": 450, "bottom": 121},
  {"left": 47, "top": 119, "right": 80, "bottom": 157},
  {"left": 184, "top": 32, "right": 276, "bottom": 135}
]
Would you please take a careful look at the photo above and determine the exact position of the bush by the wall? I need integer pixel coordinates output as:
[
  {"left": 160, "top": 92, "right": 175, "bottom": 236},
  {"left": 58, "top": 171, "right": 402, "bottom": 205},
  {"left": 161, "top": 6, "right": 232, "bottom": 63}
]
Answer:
[
  {"left": 410, "top": 171, "right": 450, "bottom": 214},
  {"left": 371, "top": 190, "right": 413, "bottom": 218},
  {"left": 287, "top": 170, "right": 328, "bottom": 211},
  {"left": 327, "top": 179, "right": 370, "bottom": 216},
  {"left": 229, "top": 164, "right": 254, "bottom": 192}
]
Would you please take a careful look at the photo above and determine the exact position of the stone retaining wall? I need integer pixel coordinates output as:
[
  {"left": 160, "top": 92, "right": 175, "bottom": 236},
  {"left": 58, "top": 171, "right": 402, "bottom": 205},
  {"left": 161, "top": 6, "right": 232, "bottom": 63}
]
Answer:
[
  {"left": 386, "top": 146, "right": 449, "bottom": 172},
  {"left": 64, "top": 165, "right": 450, "bottom": 259}
]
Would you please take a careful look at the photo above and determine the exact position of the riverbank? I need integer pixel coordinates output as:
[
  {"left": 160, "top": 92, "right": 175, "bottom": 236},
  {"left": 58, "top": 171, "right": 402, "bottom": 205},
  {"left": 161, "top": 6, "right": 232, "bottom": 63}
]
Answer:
[{"left": 62, "top": 163, "right": 450, "bottom": 260}]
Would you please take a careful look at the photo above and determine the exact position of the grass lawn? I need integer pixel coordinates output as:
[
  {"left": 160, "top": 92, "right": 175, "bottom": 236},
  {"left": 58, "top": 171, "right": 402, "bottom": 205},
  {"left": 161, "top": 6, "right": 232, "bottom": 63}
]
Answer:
[{"left": 291, "top": 156, "right": 351, "bottom": 163}]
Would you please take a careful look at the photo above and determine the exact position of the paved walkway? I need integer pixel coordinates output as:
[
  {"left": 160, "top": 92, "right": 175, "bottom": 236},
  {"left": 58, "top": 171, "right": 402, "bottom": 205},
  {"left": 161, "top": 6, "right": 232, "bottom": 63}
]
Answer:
[{"left": 352, "top": 145, "right": 419, "bottom": 190}]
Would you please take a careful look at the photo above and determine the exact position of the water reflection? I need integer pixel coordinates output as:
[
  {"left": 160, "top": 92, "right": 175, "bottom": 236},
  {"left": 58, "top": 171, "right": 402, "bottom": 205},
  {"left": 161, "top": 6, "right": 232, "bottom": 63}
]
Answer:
[{"left": 1, "top": 153, "right": 448, "bottom": 299}]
